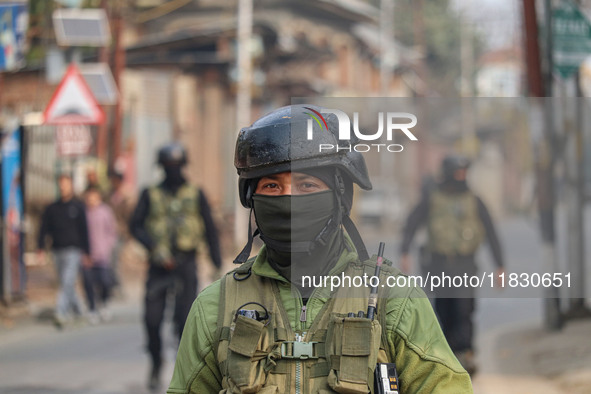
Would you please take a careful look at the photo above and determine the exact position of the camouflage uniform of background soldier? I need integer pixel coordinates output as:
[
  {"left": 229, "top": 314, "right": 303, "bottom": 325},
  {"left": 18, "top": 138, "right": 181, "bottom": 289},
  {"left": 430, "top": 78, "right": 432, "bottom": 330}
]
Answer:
[
  {"left": 129, "top": 143, "right": 222, "bottom": 391},
  {"left": 400, "top": 155, "right": 505, "bottom": 375},
  {"left": 167, "top": 105, "right": 473, "bottom": 394}
]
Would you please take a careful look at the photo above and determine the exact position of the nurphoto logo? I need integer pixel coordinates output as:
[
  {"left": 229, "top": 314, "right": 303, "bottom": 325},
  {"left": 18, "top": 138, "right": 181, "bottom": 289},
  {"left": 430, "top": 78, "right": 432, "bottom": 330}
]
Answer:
[{"left": 305, "top": 108, "right": 418, "bottom": 153}]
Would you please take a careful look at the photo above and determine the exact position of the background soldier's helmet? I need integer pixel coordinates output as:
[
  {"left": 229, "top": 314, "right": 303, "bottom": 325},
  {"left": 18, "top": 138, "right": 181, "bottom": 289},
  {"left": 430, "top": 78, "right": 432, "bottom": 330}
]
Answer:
[
  {"left": 157, "top": 142, "right": 188, "bottom": 167},
  {"left": 441, "top": 154, "right": 470, "bottom": 180},
  {"left": 234, "top": 104, "right": 373, "bottom": 208}
]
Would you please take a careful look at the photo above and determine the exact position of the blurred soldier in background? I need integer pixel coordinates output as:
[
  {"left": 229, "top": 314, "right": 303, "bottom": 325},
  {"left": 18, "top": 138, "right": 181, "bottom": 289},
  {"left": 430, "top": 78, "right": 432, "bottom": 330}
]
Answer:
[
  {"left": 400, "top": 154, "right": 505, "bottom": 375},
  {"left": 129, "top": 142, "right": 222, "bottom": 391},
  {"left": 37, "top": 174, "right": 90, "bottom": 328}
]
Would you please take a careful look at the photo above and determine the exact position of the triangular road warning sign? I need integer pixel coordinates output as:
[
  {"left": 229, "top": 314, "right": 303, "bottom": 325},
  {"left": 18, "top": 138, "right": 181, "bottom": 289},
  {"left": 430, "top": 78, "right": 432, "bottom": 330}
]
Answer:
[{"left": 43, "top": 63, "right": 106, "bottom": 125}]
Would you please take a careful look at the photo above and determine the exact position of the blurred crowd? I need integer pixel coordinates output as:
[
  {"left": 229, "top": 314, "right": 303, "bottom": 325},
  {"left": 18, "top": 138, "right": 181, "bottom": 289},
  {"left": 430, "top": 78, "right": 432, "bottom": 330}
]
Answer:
[{"left": 37, "top": 167, "right": 134, "bottom": 328}]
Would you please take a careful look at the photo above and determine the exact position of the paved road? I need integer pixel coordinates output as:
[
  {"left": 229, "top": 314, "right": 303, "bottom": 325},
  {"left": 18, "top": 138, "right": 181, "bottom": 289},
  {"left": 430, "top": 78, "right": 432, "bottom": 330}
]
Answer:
[
  {"left": 0, "top": 301, "right": 176, "bottom": 394},
  {"left": 0, "top": 210, "right": 588, "bottom": 393}
]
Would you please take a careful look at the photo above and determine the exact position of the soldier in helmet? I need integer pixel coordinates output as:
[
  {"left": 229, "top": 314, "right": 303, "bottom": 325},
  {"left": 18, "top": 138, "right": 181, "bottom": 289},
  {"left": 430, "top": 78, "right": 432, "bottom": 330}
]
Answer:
[
  {"left": 400, "top": 154, "right": 505, "bottom": 375},
  {"left": 129, "top": 142, "right": 222, "bottom": 391},
  {"left": 168, "top": 106, "right": 472, "bottom": 393}
]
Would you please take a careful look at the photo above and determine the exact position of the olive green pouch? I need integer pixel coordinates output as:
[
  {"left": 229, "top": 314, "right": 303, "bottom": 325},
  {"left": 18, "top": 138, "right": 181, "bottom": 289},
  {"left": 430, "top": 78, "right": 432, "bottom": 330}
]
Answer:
[
  {"left": 226, "top": 314, "right": 268, "bottom": 391},
  {"left": 229, "top": 315, "right": 264, "bottom": 357},
  {"left": 326, "top": 314, "right": 381, "bottom": 393}
]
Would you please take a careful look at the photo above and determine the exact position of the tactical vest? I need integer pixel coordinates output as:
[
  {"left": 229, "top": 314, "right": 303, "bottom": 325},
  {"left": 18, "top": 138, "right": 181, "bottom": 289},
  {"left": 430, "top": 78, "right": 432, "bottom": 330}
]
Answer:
[
  {"left": 215, "top": 258, "right": 395, "bottom": 394},
  {"left": 146, "top": 184, "right": 204, "bottom": 253},
  {"left": 427, "top": 189, "right": 484, "bottom": 256}
]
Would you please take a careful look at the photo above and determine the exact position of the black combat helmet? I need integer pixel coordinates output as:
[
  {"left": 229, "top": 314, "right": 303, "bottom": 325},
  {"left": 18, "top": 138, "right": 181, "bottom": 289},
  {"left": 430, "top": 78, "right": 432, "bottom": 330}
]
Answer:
[
  {"left": 235, "top": 104, "right": 372, "bottom": 208},
  {"left": 233, "top": 104, "right": 372, "bottom": 263},
  {"left": 441, "top": 154, "right": 470, "bottom": 181},
  {"left": 157, "top": 142, "right": 188, "bottom": 167}
]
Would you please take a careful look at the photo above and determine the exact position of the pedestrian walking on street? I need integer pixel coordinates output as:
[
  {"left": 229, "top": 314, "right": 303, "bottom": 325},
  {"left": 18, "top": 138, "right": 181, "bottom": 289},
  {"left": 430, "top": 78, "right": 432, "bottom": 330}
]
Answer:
[
  {"left": 129, "top": 142, "right": 222, "bottom": 391},
  {"left": 37, "top": 174, "right": 90, "bottom": 328},
  {"left": 83, "top": 185, "right": 118, "bottom": 324},
  {"left": 400, "top": 154, "right": 505, "bottom": 375},
  {"left": 168, "top": 105, "right": 473, "bottom": 394}
]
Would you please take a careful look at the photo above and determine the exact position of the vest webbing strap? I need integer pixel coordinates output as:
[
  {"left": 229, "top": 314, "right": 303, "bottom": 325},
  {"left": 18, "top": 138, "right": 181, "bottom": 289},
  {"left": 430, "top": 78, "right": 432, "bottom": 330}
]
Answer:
[
  {"left": 233, "top": 211, "right": 259, "bottom": 264},
  {"left": 270, "top": 360, "right": 289, "bottom": 374},
  {"left": 310, "top": 362, "right": 330, "bottom": 378},
  {"left": 218, "top": 326, "right": 231, "bottom": 341},
  {"left": 377, "top": 266, "right": 393, "bottom": 362},
  {"left": 213, "top": 266, "right": 228, "bottom": 362},
  {"left": 274, "top": 327, "right": 288, "bottom": 342},
  {"left": 310, "top": 329, "right": 327, "bottom": 342},
  {"left": 343, "top": 215, "right": 369, "bottom": 261}
]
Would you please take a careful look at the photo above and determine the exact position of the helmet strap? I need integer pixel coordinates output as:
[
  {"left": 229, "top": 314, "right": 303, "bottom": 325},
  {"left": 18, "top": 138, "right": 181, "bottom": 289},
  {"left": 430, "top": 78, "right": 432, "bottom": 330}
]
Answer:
[
  {"left": 342, "top": 215, "right": 369, "bottom": 261},
  {"left": 333, "top": 168, "right": 369, "bottom": 260},
  {"left": 233, "top": 209, "right": 260, "bottom": 264}
]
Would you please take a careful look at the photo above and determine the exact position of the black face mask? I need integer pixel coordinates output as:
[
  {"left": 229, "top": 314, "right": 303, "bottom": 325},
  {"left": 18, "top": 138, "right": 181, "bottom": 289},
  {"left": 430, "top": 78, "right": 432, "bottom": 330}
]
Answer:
[
  {"left": 163, "top": 165, "right": 185, "bottom": 189},
  {"left": 252, "top": 191, "right": 344, "bottom": 285}
]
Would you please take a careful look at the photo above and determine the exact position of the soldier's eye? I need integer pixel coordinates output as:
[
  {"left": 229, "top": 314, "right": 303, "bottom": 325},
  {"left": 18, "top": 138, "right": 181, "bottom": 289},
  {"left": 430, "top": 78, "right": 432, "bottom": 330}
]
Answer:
[{"left": 298, "top": 182, "right": 322, "bottom": 192}]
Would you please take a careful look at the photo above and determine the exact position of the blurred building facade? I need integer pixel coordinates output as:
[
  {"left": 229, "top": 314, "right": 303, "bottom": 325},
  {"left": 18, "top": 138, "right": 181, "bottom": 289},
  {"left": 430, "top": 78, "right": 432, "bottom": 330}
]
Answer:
[
  {"left": 0, "top": 0, "right": 418, "bottom": 250},
  {"left": 121, "top": 0, "right": 415, "bottom": 211},
  {"left": 0, "top": 1, "right": 542, "bottom": 253}
]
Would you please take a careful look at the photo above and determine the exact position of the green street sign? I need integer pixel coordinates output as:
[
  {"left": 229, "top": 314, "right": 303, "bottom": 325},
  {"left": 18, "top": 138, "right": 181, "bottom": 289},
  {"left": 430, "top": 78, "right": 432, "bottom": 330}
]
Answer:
[{"left": 553, "top": 0, "right": 591, "bottom": 78}]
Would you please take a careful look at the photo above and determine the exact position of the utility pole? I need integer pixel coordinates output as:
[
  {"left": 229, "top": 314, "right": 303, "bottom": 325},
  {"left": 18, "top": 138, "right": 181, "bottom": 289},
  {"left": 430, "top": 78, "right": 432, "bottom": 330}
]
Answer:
[
  {"left": 412, "top": 0, "right": 428, "bottom": 193},
  {"left": 522, "top": 0, "right": 562, "bottom": 331},
  {"left": 96, "top": 0, "right": 109, "bottom": 161},
  {"left": 564, "top": 0, "right": 590, "bottom": 319},
  {"left": 460, "top": 6, "right": 475, "bottom": 155},
  {"left": 95, "top": 0, "right": 124, "bottom": 167},
  {"left": 412, "top": 0, "right": 425, "bottom": 60},
  {"left": 111, "top": 2, "right": 125, "bottom": 166},
  {"left": 380, "top": 0, "right": 394, "bottom": 95},
  {"left": 379, "top": 0, "right": 396, "bottom": 219},
  {"left": 234, "top": 0, "right": 253, "bottom": 248},
  {"left": 460, "top": 15, "right": 474, "bottom": 97},
  {"left": 562, "top": 71, "right": 589, "bottom": 318}
]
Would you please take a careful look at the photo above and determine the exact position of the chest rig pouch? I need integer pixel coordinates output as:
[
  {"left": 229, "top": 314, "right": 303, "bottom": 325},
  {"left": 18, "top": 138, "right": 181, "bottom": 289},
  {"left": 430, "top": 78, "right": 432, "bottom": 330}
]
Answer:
[
  {"left": 225, "top": 313, "right": 281, "bottom": 393},
  {"left": 325, "top": 314, "right": 382, "bottom": 393},
  {"left": 216, "top": 262, "right": 288, "bottom": 393},
  {"left": 216, "top": 258, "right": 395, "bottom": 394}
]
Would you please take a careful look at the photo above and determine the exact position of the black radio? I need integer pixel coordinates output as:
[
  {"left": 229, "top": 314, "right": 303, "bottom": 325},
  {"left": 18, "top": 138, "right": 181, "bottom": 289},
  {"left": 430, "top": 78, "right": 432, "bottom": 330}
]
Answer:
[{"left": 374, "top": 363, "right": 399, "bottom": 394}]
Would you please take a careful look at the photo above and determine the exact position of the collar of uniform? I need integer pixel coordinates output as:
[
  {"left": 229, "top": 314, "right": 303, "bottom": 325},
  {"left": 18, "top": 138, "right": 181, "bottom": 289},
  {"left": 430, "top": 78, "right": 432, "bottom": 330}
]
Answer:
[{"left": 251, "top": 233, "right": 361, "bottom": 283}]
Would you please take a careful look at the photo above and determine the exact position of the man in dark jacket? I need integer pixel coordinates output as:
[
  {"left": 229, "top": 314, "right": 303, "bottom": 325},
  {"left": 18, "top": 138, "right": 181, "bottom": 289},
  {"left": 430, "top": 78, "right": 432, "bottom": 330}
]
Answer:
[
  {"left": 400, "top": 154, "right": 505, "bottom": 375},
  {"left": 129, "top": 142, "right": 222, "bottom": 391},
  {"left": 38, "top": 174, "right": 90, "bottom": 328}
]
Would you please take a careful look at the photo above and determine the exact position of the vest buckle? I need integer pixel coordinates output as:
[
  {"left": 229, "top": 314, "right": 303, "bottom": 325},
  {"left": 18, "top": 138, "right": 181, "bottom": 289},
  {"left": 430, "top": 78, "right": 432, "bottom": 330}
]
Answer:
[{"left": 280, "top": 341, "right": 319, "bottom": 359}]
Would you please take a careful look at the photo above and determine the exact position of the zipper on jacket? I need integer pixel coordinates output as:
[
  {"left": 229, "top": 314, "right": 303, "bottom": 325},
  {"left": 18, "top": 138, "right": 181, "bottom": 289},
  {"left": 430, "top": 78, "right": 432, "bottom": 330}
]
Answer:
[
  {"left": 295, "top": 333, "right": 303, "bottom": 394},
  {"left": 295, "top": 360, "right": 302, "bottom": 394},
  {"left": 299, "top": 305, "right": 307, "bottom": 323}
]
